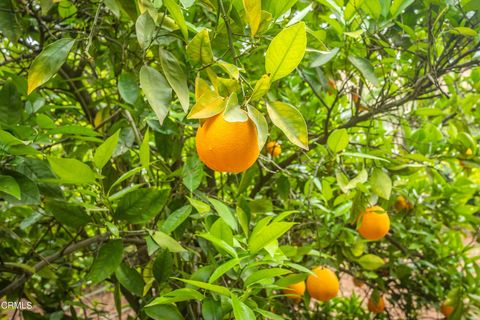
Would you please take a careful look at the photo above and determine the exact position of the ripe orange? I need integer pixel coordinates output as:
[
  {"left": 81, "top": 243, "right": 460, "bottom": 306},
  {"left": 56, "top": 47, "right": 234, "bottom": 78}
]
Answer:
[
  {"left": 195, "top": 113, "right": 259, "bottom": 173},
  {"left": 440, "top": 303, "right": 454, "bottom": 317},
  {"left": 266, "top": 141, "right": 281, "bottom": 157},
  {"left": 368, "top": 295, "right": 385, "bottom": 313},
  {"left": 306, "top": 267, "right": 339, "bottom": 302},
  {"left": 283, "top": 281, "right": 305, "bottom": 302},
  {"left": 357, "top": 206, "right": 390, "bottom": 241}
]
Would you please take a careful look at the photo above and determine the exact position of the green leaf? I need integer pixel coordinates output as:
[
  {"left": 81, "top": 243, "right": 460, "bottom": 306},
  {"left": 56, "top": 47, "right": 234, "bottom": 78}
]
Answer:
[
  {"left": 47, "top": 157, "right": 96, "bottom": 184},
  {"left": 118, "top": 72, "right": 139, "bottom": 105},
  {"left": 45, "top": 199, "right": 90, "bottom": 229},
  {"left": 370, "top": 168, "right": 392, "bottom": 200},
  {"left": 186, "top": 29, "right": 214, "bottom": 65},
  {"left": 327, "top": 129, "right": 349, "bottom": 153},
  {"left": 244, "top": 268, "right": 291, "bottom": 287},
  {"left": 115, "top": 262, "right": 144, "bottom": 296},
  {"left": 136, "top": 12, "right": 155, "bottom": 48},
  {"left": 247, "top": 105, "right": 268, "bottom": 149},
  {"left": 144, "top": 305, "right": 184, "bottom": 320},
  {"left": 250, "top": 74, "right": 271, "bottom": 101},
  {"left": 153, "top": 249, "right": 173, "bottom": 284},
  {"left": 255, "top": 308, "right": 285, "bottom": 320},
  {"left": 188, "top": 197, "right": 211, "bottom": 213},
  {"left": 182, "top": 156, "right": 204, "bottom": 192},
  {"left": 267, "top": 101, "right": 308, "bottom": 150},
  {"left": 140, "top": 129, "right": 150, "bottom": 169},
  {"left": 0, "top": 0, "right": 18, "bottom": 41},
  {"left": 231, "top": 295, "right": 256, "bottom": 320},
  {"left": 450, "top": 27, "right": 477, "bottom": 37},
  {"left": 390, "top": 0, "right": 414, "bottom": 18},
  {"left": 209, "top": 258, "right": 243, "bottom": 283},
  {"left": 311, "top": 48, "right": 340, "bottom": 67},
  {"left": 159, "top": 48, "right": 189, "bottom": 113},
  {"left": 263, "top": 0, "right": 298, "bottom": 18},
  {"left": 0, "top": 171, "right": 40, "bottom": 205},
  {"left": 202, "top": 298, "right": 223, "bottom": 320},
  {"left": 243, "top": 0, "right": 261, "bottom": 36},
  {"left": 265, "top": 22, "right": 306, "bottom": 82},
  {"left": 198, "top": 233, "right": 238, "bottom": 258},
  {"left": 357, "top": 254, "right": 385, "bottom": 270},
  {"left": 27, "top": 38, "right": 75, "bottom": 94},
  {"left": 216, "top": 60, "right": 240, "bottom": 79},
  {"left": 348, "top": 55, "right": 380, "bottom": 87},
  {"left": 87, "top": 239, "right": 123, "bottom": 284},
  {"left": 223, "top": 93, "right": 248, "bottom": 122},
  {"left": 94, "top": 130, "right": 120, "bottom": 169},
  {"left": 0, "top": 175, "right": 21, "bottom": 200},
  {"left": 164, "top": 0, "right": 188, "bottom": 41},
  {"left": 151, "top": 231, "right": 186, "bottom": 253},
  {"left": 140, "top": 65, "right": 172, "bottom": 125},
  {"left": 208, "top": 197, "right": 238, "bottom": 231},
  {"left": 147, "top": 288, "right": 204, "bottom": 306},
  {"left": 161, "top": 205, "right": 192, "bottom": 234},
  {"left": 248, "top": 221, "right": 295, "bottom": 254},
  {"left": 175, "top": 278, "right": 231, "bottom": 296},
  {"left": 114, "top": 188, "right": 170, "bottom": 224}
]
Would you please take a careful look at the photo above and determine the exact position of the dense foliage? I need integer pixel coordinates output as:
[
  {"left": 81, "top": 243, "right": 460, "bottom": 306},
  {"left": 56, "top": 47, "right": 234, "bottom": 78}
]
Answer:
[{"left": 1, "top": 0, "right": 480, "bottom": 319}]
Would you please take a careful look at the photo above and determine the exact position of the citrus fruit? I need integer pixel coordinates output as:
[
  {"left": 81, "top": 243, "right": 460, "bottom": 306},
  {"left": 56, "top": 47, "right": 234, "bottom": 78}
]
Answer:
[
  {"left": 266, "top": 141, "right": 281, "bottom": 157},
  {"left": 440, "top": 303, "right": 454, "bottom": 317},
  {"left": 195, "top": 113, "right": 259, "bottom": 173},
  {"left": 394, "top": 196, "right": 412, "bottom": 211},
  {"left": 283, "top": 281, "right": 305, "bottom": 302},
  {"left": 306, "top": 267, "right": 339, "bottom": 302},
  {"left": 357, "top": 206, "right": 390, "bottom": 241},
  {"left": 368, "top": 295, "right": 385, "bottom": 313}
]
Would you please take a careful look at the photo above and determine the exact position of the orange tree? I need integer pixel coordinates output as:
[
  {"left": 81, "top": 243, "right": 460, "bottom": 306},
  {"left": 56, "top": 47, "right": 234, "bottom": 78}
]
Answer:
[{"left": 1, "top": 0, "right": 480, "bottom": 319}]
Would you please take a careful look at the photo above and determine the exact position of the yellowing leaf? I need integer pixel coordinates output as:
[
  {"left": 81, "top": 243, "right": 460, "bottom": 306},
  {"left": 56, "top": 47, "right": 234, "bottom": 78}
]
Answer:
[
  {"left": 267, "top": 101, "right": 308, "bottom": 150},
  {"left": 243, "top": 0, "right": 261, "bottom": 36},
  {"left": 187, "top": 29, "right": 214, "bottom": 65},
  {"left": 28, "top": 38, "right": 75, "bottom": 94},
  {"left": 265, "top": 22, "right": 306, "bottom": 82},
  {"left": 188, "top": 78, "right": 225, "bottom": 119}
]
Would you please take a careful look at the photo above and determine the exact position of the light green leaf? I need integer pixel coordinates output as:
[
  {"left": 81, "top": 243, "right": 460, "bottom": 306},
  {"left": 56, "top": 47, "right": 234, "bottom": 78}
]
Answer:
[
  {"left": 248, "top": 221, "right": 295, "bottom": 254},
  {"left": 87, "top": 240, "right": 123, "bottom": 284},
  {"left": 118, "top": 72, "right": 139, "bottom": 105},
  {"left": 370, "top": 168, "right": 392, "bottom": 200},
  {"left": 243, "top": 0, "right": 261, "bottom": 36},
  {"left": 188, "top": 197, "right": 211, "bottom": 214},
  {"left": 267, "top": 101, "right": 308, "bottom": 150},
  {"left": 151, "top": 230, "right": 186, "bottom": 253},
  {"left": 208, "top": 197, "right": 238, "bottom": 231},
  {"left": 327, "top": 129, "right": 349, "bottom": 153},
  {"left": 114, "top": 188, "right": 170, "bottom": 224},
  {"left": 244, "top": 268, "right": 291, "bottom": 287},
  {"left": 250, "top": 74, "right": 271, "bottom": 101},
  {"left": 348, "top": 55, "right": 380, "bottom": 87},
  {"left": 209, "top": 258, "right": 243, "bottom": 283},
  {"left": 450, "top": 27, "right": 477, "bottom": 37},
  {"left": 255, "top": 308, "right": 285, "bottom": 320},
  {"left": 311, "top": 48, "right": 340, "bottom": 67},
  {"left": 265, "top": 22, "right": 306, "bottom": 82},
  {"left": 223, "top": 93, "right": 248, "bottom": 122},
  {"left": 140, "top": 129, "right": 150, "bottom": 169},
  {"left": 216, "top": 60, "right": 240, "bottom": 79},
  {"left": 27, "top": 38, "right": 75, "bottom": 94},
  {"left": 94, "top": 130, "right": 120, "bottom": 169},
  {"left": 344, "top": 30, "right": 364, "bottom": 39},
  {"left": 136, "top": 12, "right": 155, "bottom": 48},
  {"left": 390, "top": 0, "right": 414, "bottom": 18},
  {"left": 0, "top": 175, "right": 21, "bottom": 200},
  {"left": 140, "top": 65, "right": 172, "bottom": 125},
  {"left": 144, "top": 305, "right": 184, "bottom": 320},
  {"left": 0, "top": 0, "right": 18, "bottom": 41},
  {"left": 182, "top": 156, "right": 204, "bottom": 191},
  {"left": 164, "top": 0, "right": 188, "bottom": 41},
  {"left": 147, "top": 288, "right": 203, "bottom": 306},
  {"left": 186, "top": 29, "right": 214, "bottom": 65},
  {"left": 357, "top": 254, "right": 385, "bottom": 270},
  {"left": 159, "top": 48, "right": 189, "bottom": 113},
  {"left": 47, "top": 157, "right": 96, "bottom": 184},
  {"left": 198, "top": 233, "right": 238, "bottom": 258},
  {"left": 161, "top": 205, "right": 192, "bottom": 234},
  {"left": 115, "top": 262, "right": 144, "bottom": 296},
  {"left": 247, "top": 105, "right": 268, "bottom": 150},
  {"left": 231, "top": 295, "right": 256, "bottom": 320},
  {"left": 175, "top": 278, "right": 231, "bottom": 296},
  {"left": 263, "top": 0, "right": 297, "bottom": 18}
]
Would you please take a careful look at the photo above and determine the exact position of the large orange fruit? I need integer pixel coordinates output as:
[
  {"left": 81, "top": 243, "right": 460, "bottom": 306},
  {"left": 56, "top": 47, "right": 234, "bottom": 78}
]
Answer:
[
  {"left": 306, "top": 267, "right": 339, "bottom": 302},
  {"left": 357, "top": 206, "right": 390, "bottom": 241},
  {"left": 440, "top": 303, "right": 454, "bottom": 317},
  {"left": 195, "top": 114, "right": 259, "bottom": 173},
  {"left": 368, "top": 295, "right": 385, "bottom": 313},
  {"left": 283, "top": 281, "right": 305, "bottom": 302}
]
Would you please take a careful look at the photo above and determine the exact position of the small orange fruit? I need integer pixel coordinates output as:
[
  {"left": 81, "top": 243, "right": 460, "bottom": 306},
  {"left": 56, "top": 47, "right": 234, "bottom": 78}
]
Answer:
[
  {"left": 394, "top": 196, "right": 412, "bottom": 211},
  {"left": 283, "top": 281, "right": 305, "bottom": 302},
  {"left": 353, "top": 277, "right": 364, "bottom": 288},
  {"left": 368, "top": 295, "right": 385, "bottom": 313},
  {"left": 306, "top": 267, "right": 339, "bottom": 302},
  {"left": 266, "top": 141, "right": 281, "bottom": 157},
  {"left": 357, "top": 206, "right": 390, "bottom": 241},
  {"left": 195, "top": 113, "right": 259, "bottom": 173},
  {"left": 440, "top": 303, "right": 454, "bottom": 317}
]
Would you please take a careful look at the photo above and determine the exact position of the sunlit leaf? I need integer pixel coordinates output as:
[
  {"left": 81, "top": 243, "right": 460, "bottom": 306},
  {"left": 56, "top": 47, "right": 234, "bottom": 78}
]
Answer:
[
  {"left": 94, "top": 130, "right": 120, "bottom": 169},
  {"left": 267, "top": 101, "right": 308, "bottom": 150},
  {"left": 243, "top": 0, "right": 261, "bottom": 36},
  {"left": 164, "top": 0, "right": 188, "bottom": 41},
  {"left": 187, "top": 29, "right": 214, "bottom": 65}
]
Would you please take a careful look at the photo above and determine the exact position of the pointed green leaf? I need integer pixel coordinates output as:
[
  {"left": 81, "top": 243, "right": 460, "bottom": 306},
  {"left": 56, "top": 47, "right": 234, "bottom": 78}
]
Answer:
[
  {"left": 136, "top": 12, "right": 155, "bottom": 48},
  {"left": 231, "top": 295, "right": 256, "bottom": 320},
  {"left": 47, "top": 157, "right": 96, "bottom": 184},
  {"left": 114, "top": 188, "right": 170, "bottom": 224},
  {"left": 161, "top": 205, "right": 192, "bottom": 234},
  {"left": 357, "top": 254, "right": 385, "bottom": 270},
  {"left": 209, "top": 258, "right": 243, "bottom": 283},
  {"left": 151, "top": 230, "right": 186, "bottom": 253},
  {"left": 348, "top": 55, "right": 380, "bottom": 87},
  {"left": 0, "top": 175, "right": 21, "bottom": 200},
  {"left": 45, "top": 199, "right": 90, "bottom": 229},
  {"left": 140, "top": 65, "right": 172, "bottom": 124},
  {"left": 248, "top": 221, "right": 295, "bottom": 254},
  {"left": 247, "top": 105, "right": 268, "bottom": 149},
  {"left": 223, "top": 93, "right": 248, "bottom": 122},
  {"left": 94, "top": 130, "right": 120, "bottom": 169},
  {"left": 115, "top": 262, "right": 144, "bottom": 296},
  {"left": 175, "top": 278, "right": 231, "bottom": 296},
  {"left": 118, "top": 72, "right": 139, "bottom": 105},
  {"left": 140, "top": 129, "right": 150, "bottom": 169},
  {"left": 87, "top": 240, "right": 123, "bottom": 284},
  {"left": 164, "top": 0, "right": 188, "bottom": 41},
  {"left": 327, "top": 129, "right": 349, "bottom": 153},
  {"left": 250, "top": 74, "right": 271, "bottom": 101},
  {"left": 243, "top": 0, "right": 261, "bottom": 36},
  {"left": 159, "top": 48, "right": 189, "bottom": 113},
  {"left": 267, "top": 101, "right": 308, "bottom": 150},
  {"left": 370, "top": 168, "right": 392, "bottom": 200},
  {"left": 186, "top": 29, "right": 214, "bottom": 65},
  {"left": 208, "top": 197, "right": 238, "bottom": 231}
]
